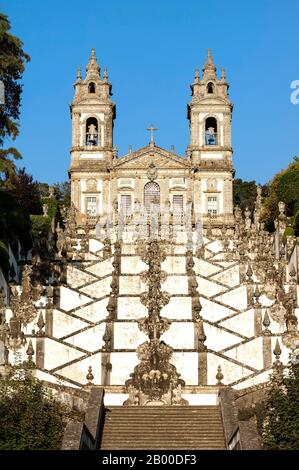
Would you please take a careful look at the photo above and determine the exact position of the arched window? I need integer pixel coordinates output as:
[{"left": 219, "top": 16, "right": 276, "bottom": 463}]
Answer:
[
  {"left": 144, "top": 181, "right": 160, "bottom": 213},
  {"left": 205, "top": 117, "right": 218, "bottom": 145},
  {"left": 207, "top": 82, "right": 214, "bottom": 94},
  {"left": 86, "top": 117, "right": 98, "bottom": 146},
  {"left": 88, "top": 82, "right": 96, "bottom": 93}
]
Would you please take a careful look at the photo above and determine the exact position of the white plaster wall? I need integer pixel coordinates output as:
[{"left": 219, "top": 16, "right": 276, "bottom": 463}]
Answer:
[
  {"left": 183, "top": 393, "right": 218, "bottom": 405},
  {"left": 43, "top": 338, "right": 84, "bottom": 370},
  {"left": 73, "top": 298, "right": 109, "bottom": 322},
  {"left": 219, "top": 309, "right": 255, "bottom": 338},
  {"left": 204, "top": 323, "right": 240, "bottom": 352},
  {"left": 86, "top": 259, "right": 114, "bottom": 277},
  {"left": 89, "top": 239, "right": 104, "bottom": 253},
  {"left": 207, "top": 352, "right": 252, "bottom": 385},
  {"left": 224, "top": 337, "right": 264, "bottom": 370},
  {"left": 194, "top": 259, "right": 221, "bottom": 276},
  {"left": 161, "top": 276, "right": 189, "bottom": 295},
  {"left": 118, "top": 297, "right": 147, "bottom": 320},
  {"left": 215, "top": 286, "right": 247, "bottom": 310},
  {"left": 211, "top": 265, "right": 240, "bottom": 287},
  {"left": 81, "top": 276, "right": 112, "bottom": 298},
  {"left": 162, "top": 323, "right": 194, "bottom": 349},
  {"left": 60, "top": 287, "right": 92, "bottom": 311},
  {"left": 67, "top": 266, "right": 97, "bottom": 288},
  {"left": 196, "top": 277, "right": 225, "bottom": 297},
  {"left": 161, "top": 297, "right": 192, "bottom": 320},
  {"left": 171, "top": 352, "right": 198, "bottom": 385},
  {"left": 110, "top": 352, "right": 139, "bottom": 385},
  {"left": 52, "top": 309, "right": 88, "bottom": 338},
  {"left": 64, "top": 323, "right": 106, "bottom": 352},
  {"left": 119, "top": 275, "right": 146, "bottom": 295},
  {"left": 161, "top": 256, "right": 186, "bottom": 274},
  {"left": 121, "top": 256, "right": 147, "bottom": 274},
  {"left": 200, "top": 297, "right": 232, "bottom": 322},
  {"left": 113, "top": 323, "right": 147, "bottom": 349},
  {"left": 58, "top": 352, "right": 101, "bottom": 384}
]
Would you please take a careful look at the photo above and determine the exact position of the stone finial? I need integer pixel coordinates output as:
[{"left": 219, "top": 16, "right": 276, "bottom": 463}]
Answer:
[
  {"left": 289, "top": 264, "right": 297, "bottom": 283},
  {"left": 273, "top": 339, "right": 282, "bottom": 368},
  {"left": 86, "top": 48, "right": 100, "bottom": 76},
  {"left": 221, "top": 67, "right": 226, "bottom": 81},
  {"left": 76, "top": 66, "right": 82, "bottom": 81},
  {"left": 26, "top": 339, "right": 35, "bottom": 363},
  {"left": 103, "top": 67, "right": 108, "bottom": 81},
  {"left": 196, "top": 320, "right": 207, "bottom": 352},
  {"left": 194, "top": 68, "right": 200, "bottom": 83},
  {"left": 263, "top": 310, "right": 271, "bottom": 335},
  {"left": 216, "top": 365, "right": 224, "bottom": 386},
  {"left": 37, "top": 311, "right": 45, "bottom": 336},
  {"left": 246, "top": 264, "right": 253, "bottom": 282},
  {"left": 202, "top": 48, "right": 217, "bottom": 79},
  {"left": 86, "top": 365, "right": 94, "bottom": 385},
  {"left": 254, "top": 285, "right": 261, "bottom": 306}
]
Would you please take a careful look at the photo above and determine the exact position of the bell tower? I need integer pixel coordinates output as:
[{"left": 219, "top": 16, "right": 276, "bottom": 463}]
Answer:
[
  {"left": 69, "top": 49, "right": 115, "bottom": 223},
  {"left": 187, "top": 49, "right": 234, "bottom": 224}
]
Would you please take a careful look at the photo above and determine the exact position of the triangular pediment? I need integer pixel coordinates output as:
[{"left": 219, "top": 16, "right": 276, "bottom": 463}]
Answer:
[{"left": 112, "top": 145, "right": 190, "bottom": 170}]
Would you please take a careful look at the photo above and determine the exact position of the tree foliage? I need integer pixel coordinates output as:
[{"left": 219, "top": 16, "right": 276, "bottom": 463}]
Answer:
[
  {"left": 261, "top": 157, "right": 299, "bottom": 231},
  {"left": 233, "top": 178, "right": 258, "bottom": 212},
  {"left": 261, "top": 364, "right": 299, "bottom": 450},
  {"left": 0, "top": 189, "right": 32, "bottom": 255},
  {"left": 0, "top": 13, "right": 30, "bottom": 180},
  {"left": 0, "top": 365, "right": 81, "bottom": 450},
  {"left": 4, "top": 167, "right": 42, "bottom": 214}
]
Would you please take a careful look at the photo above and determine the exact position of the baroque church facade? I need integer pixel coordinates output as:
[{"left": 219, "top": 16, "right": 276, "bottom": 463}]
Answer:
[
  {"left": 70, "top": 48, "right": 234, "bottom": 226},
  {"left": 1, "top": 50, "right": 299, "bottom": 431}
]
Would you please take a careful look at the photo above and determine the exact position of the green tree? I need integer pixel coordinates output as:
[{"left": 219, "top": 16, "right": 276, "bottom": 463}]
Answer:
[
  {"left": 5, "top": 167, "right": 42, "bottom": 214},
  {"left": 0, "top": 189, "right": 32, "bottom": 262},
  {"left": 53, "top": 181, "right": 71, "bottom": 207},
  {"left": 0, "top": 13, "right": 30, "bottom": 181},
  {"left": 233, "top": 178, "right": 258, "bottom": 212},
  {"left": 0, "top": 365, "right": 81, "bottom": 450},
  {"left": 261, "top": 363, "right": 299, "bottom": 450},
  {"left": 261, "top": 157, "right": 299, "bottom": 231}
]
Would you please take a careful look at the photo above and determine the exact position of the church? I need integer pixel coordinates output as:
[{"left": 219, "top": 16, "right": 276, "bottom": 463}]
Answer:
[
  {"left": 1, "top": 49, "right": 298, "bottom": 450},
  {"left": 70, "top": 48, "right": 234, "bottom": 226}
]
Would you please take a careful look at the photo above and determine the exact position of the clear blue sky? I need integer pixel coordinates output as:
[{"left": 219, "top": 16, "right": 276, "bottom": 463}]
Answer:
[{"left": 2, "top": 0, "right": 299, "bottom": 184}]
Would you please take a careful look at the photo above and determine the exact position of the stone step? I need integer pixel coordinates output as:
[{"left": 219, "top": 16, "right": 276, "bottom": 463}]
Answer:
[{"left": 100, "top": 405, "right": 226, "bottom": 450}]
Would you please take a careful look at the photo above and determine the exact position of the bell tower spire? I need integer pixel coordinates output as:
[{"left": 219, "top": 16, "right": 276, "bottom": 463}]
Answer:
[
  {"left": 69, "top": 49, "right": 116, "bottom": 224},
  {"left": 187, "top": 50, "right": 234, "bottom": 225}
]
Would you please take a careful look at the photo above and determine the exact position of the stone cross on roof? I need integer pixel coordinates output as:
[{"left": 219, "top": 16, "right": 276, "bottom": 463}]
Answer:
[{"left": 146, "top": 124, "right": 158, "bottom": 144}]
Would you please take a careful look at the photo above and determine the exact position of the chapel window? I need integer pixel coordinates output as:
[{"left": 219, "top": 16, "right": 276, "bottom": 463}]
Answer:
[
  {"left": 120, "top": 195, "right": 132, "bottom": 216},
  {"left": 86, "top": 196, "right": 97, "bottom": 216},
  {"left": 205, "top": 117, "right": 217, "bottom": 145},
  {"left": 207, "top": 196, "right": 218, "bottom": 217},
  {"left": 173, "top": 195, "right": 184, "bottom": 214}
]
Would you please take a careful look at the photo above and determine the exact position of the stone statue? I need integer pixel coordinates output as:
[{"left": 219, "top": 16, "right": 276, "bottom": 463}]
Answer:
[{"left": 56, "top": 223, "right": 65, "bottom": 258}]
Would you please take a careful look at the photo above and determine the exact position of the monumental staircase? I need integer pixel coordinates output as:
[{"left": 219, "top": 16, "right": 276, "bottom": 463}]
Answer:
[{"left": 100, "top": 405, "right": 226, "bottom": 450}]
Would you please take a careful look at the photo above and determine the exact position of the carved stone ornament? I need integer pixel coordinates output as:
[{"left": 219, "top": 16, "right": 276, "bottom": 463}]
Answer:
[
  {"left": 147, "top": 162, "right": 157, "bottom": 181},
  {"left": 269, "top": 302, "right": 286, "bottom": 325},
  {"left": 124, "top": 339, "right": 187, "bottom": 406},
  {"left": 124, "top": 239, "right": 188, "bottom": 406}
]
